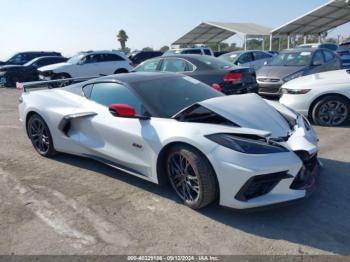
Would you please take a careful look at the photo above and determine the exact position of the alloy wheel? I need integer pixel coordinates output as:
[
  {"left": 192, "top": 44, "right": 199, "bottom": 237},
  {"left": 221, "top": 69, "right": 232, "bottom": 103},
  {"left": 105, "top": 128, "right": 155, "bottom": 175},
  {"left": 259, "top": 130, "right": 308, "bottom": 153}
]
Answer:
[
  {"left": 317, "top": 100, "right": 348, "bottom": 126},
  {"left": 167, "top": 152, "right": 200, "bottom": 202}
]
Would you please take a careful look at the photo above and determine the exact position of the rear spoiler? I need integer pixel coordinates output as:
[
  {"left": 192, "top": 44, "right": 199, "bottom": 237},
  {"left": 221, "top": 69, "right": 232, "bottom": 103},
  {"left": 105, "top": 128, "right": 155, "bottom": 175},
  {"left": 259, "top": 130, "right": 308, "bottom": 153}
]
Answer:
[{"left": 16, "top": 76, "right": 98, "bottom": 92}]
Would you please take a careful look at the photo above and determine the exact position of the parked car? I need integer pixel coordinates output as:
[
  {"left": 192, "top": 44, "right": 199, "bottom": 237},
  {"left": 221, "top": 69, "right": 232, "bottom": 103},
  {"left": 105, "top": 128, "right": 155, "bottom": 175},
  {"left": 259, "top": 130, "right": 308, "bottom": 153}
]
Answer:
[
  {"left": 267, "top": 50, "right": 279, "bottom": 56},
  {"left": 128, "top": 51, "right": 163, "bottom": 66},
  {"left": 336, "top": 41, "right": 350, "bottom": 68},
  {"left": 134, "top": 54, "right": 258, "bottom": 94},
  {"left": 18, "top": 72, "right": 319, "bottom": 210},
  {"left": 214, "top": 51, "right": 229, "bottom": 57},
  {"left": 0, "top": 51, "right": 62, "bottom": 66},
  {"left": 280, "top": 69, "right": 350, "bottom": 126},
  {"left": 164, "top": 47, "right": 214, "bottom": 56},
  {"left": 297, "top": 42, "right": 338, "bottom": 51},
  {"left": 38, "top": 51, "right": 133, "bottom": 82},
  {"left": 219, "top": 50, "right": 273, "bottom": 70},
  {"left": 257, "top": 48, "right": 341, "bottom": 97},
  {"left": 0, "top": 56, "right": 67, "bottom": 88}
]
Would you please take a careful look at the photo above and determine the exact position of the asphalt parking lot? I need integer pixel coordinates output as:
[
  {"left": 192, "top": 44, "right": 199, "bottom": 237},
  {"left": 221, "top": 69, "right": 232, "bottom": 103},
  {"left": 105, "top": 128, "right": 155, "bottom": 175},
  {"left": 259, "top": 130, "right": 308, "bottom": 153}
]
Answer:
[{"left": 0, "top": 88, "right": 349, "bottom": 255}]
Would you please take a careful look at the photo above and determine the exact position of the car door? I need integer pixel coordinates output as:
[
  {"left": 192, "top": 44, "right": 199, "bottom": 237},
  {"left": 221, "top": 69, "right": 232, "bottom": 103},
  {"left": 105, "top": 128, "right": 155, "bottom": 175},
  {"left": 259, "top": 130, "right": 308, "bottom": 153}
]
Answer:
[
  {"left": 76, "top": 82, "right": 154, "bottom": 177},
  {"left": 75, "top": 54, "right": 101, "bottom": 77},
  {"left": 322, "top": 50, "right": 341, "bottom": 70},
  {"left": 252, "top": 51, "right": 272, "bottom": 70},
  {"left": 102, "top": 53, "right": 128, "bottom": 74}
]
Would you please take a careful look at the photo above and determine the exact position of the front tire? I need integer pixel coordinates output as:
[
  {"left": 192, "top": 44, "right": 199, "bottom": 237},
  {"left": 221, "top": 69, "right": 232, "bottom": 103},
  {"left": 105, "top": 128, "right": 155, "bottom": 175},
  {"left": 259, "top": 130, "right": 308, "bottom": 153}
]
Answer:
[
  {"left": 166, "top": 145, "right": 218, "bottom": 209},
  {"left": 312, "top": 95, "right": 350, "bottom": 126},
  {"left": 27, "top": 114, "right": 56, "bottom": 157}
]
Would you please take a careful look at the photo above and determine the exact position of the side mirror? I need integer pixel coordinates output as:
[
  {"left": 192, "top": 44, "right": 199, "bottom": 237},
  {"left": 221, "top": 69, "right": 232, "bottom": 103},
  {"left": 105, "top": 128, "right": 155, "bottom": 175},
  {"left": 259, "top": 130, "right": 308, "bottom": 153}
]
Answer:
[{"left": 108, "top": 104, "right": 150, "bottom": 120}]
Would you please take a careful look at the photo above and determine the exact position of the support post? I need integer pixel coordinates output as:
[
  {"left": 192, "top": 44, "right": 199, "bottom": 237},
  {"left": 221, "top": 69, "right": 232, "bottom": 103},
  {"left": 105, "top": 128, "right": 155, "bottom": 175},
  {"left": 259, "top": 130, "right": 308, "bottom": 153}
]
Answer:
[
  {"left": 269, "top": 34, "right": 273, "bottom": 51},
  {"left": 218, "top": 43, "right": 221, "bottom": 52},
  {"left": 262, "top": 37, "right": 265, "bottom": 51},
  {"left": 319, "top": 33, "right": 322, "bottom": 43},
  {"left": 244, "top": 35, "right": 247, "bottom": 51},
  {"left": 304, "top": 35, "right": 307, "bottom": 44},
  {"left": 287, "top": 34, "right": 290, "bottom": 49}
]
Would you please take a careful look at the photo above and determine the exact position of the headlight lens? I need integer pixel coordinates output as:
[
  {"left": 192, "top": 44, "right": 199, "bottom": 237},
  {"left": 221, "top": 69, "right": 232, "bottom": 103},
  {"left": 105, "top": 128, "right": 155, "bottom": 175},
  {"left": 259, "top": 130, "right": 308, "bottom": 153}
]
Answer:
[
  {"left": 283, "top": 72, "right": 304, "bottom": 82},
  {"left": 281, "top": 88, "right": 311, "bottom": 95},
  {"left": 206, "top": 134, "right": 289, "bottom": 154}
]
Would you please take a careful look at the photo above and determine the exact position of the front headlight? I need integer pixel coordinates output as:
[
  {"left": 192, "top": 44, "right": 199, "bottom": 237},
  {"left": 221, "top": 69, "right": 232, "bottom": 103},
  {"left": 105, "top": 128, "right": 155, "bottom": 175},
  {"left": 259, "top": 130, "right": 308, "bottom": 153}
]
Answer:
[
  {"left": 283, "top": 72, "right": 304, "bottom": 82},
  {"left": 205, "top": 134, "right": 289, "bottom": 154},
  {"left": 281, "top": 88, "right": 311, "bottom": 95}
]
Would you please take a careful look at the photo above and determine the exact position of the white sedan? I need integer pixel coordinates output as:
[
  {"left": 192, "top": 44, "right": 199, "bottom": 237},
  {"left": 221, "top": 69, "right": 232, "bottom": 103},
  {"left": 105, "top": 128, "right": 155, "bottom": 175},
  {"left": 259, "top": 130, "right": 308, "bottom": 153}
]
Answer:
[
  {"left": 18, "top": 73, "right": 319, "bottom": 210},
  {"left": 280, "top": 69, "right": 350, "bottom": 126}
]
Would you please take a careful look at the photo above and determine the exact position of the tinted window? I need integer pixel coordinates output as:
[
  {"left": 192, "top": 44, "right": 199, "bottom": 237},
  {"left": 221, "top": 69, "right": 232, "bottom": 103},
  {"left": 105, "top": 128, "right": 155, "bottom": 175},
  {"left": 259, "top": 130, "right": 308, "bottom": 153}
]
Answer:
[
  {"left": 195, "top": 55, "right": 232, "bottom": 69},
  {"left": 312, "top": 51, "right": 324, "bottom": 65},
  {"left": 237, "top": 52, "right": 253, "bottom": 64},
  {"left": 219, "top": 52, "right": 241, "bottom": 63},
  {"left": 203, "top": 49, "right": 212, "bottom": 56},
  {"left": 322, "top": 44, "right": 338, "bottom": 51},
  {"left": 268, "top": 51, "right": 312, "bottom": 66},
  {"left": 90, "top": 83, "right": 143, "bottom": 114},
  {"left": 253, "top": 52, "right": 271, "bottom": 60},
  {"left": 136, "top": 59, "right": 161, "bottom": 72},
  {"left": 323, "top": 50, "right": 335, "bottom": 62},
  {"left": 132, "top": 76, "right": 223, "bottom": 118},
  {"left": 103, "top": 54, "right": 125, "bottom": 62},
  {"left": 181, "top": 49, "right": 202, "bottom": 55},
  {"left": 82, "top": 54, "right": 99, "bottom": 64},
  {"left": 161, "top": 58, "right": 192, "bottom": 72}
]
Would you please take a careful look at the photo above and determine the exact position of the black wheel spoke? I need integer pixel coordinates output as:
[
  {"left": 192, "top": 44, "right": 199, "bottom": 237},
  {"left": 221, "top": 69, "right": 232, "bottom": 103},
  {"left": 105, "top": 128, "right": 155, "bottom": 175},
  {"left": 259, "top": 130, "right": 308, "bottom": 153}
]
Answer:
[{"left": 168, "top": 152, "right": 200, "bottom": 202}]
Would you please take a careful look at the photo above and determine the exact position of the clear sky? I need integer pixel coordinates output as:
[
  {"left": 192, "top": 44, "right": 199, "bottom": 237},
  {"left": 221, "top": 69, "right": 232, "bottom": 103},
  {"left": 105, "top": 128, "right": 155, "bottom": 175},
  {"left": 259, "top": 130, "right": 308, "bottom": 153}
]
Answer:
[{"left": 0, "top": 0, "right": 349, "bottom": 59}]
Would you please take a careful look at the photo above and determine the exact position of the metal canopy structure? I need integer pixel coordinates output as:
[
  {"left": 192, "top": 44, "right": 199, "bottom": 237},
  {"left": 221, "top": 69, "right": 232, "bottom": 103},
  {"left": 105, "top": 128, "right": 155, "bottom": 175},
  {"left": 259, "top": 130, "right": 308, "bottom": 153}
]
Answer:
[
  {"left": 172, "top": 22, "right": 272, "bottom": 50},
  {"left": 270, "top": 0, "right": 350, "bottom": 48}
]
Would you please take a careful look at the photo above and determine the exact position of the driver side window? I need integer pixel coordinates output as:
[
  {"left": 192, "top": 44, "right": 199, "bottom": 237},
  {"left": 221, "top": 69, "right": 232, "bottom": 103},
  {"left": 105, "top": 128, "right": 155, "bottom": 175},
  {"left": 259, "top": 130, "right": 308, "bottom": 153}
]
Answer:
[
  {"left": 237, "top": 52, "right": 253, "bottom": 64},
  {"left": 88, "top": 82, "right": 144, "bottom": 115},
  {"left": 136, "top": 59, "right": 161, "bottom": 72}
]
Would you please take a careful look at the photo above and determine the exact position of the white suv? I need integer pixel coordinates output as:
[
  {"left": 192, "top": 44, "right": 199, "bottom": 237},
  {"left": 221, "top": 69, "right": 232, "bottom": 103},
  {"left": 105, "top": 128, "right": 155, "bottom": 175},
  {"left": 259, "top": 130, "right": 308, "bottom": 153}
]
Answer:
[
  {"left": 38, "top": 51, "right": 133, "bottom": 81},
  {"left": 164, "top": 47, "right": 214, "bottom": 56}
]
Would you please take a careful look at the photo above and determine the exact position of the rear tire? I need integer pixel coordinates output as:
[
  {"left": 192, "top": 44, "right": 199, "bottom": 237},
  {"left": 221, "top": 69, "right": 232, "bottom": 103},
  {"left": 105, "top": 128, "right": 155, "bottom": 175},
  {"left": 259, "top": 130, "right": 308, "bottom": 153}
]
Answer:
[
  {"left": 166, "top": 145, "right": 218, "bottom": 209},
  {"left": 27, "top": 114, "right": 56, "bottom": 157},
  {"left": 312, "top": 95, "right": 350, "bottom": 126}
]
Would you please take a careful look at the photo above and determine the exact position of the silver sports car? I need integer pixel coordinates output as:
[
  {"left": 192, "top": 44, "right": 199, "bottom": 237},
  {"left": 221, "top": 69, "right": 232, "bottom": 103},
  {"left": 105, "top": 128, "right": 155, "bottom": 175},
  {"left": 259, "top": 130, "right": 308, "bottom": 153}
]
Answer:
[{"left": 18, "top": 72, "right": 319, "bottom": 210}]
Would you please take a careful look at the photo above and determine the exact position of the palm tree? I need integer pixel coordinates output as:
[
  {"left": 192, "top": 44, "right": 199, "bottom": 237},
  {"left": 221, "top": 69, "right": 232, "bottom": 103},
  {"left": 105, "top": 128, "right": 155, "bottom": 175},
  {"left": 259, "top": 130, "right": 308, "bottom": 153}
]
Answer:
[{"left": 117, "top": 30, "right": 128, "bottom": 51}]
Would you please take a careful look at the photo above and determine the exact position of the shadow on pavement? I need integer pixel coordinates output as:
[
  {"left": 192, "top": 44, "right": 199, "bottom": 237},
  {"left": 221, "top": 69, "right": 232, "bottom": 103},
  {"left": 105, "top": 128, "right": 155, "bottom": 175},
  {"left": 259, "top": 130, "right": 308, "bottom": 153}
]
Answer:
[{"left": 54, "top": 155, "right": 350, "bottom": 255}]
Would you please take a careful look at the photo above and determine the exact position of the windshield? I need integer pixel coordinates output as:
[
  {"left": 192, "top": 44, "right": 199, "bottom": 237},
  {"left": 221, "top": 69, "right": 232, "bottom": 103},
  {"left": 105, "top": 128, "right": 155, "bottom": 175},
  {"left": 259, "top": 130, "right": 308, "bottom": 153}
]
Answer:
[
  {"left": 219, "top": 52, "right": 240, "bottom": 63},
  {"left": 267, "top": 51, "right": 312, "bottom": 66},
  {"left": 132, "top": 76, "right": 223, "bottom": 118},
  {"left": 7, "top": 54, "right": 31, "bottom": 65},
  {"left": 196, "top": 55, "right": 232, "bottom": 69},
  {"left": 24, "top": 58, "right": 40, "bottom": 67},
  {"left": 67, "top": 54, "right": 85, "bottom": 64}
]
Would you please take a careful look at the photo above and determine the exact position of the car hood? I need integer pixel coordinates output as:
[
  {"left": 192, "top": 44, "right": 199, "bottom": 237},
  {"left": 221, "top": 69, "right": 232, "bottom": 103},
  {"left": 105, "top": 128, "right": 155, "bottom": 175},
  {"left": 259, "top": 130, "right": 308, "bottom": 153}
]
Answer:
[
  {"left": 199, "top": 93, "right": 291, "bottom": 138},
  {"left": 283, "top": 69, "right": 350, "bottom": 89},
  {"left": 257, "top": 65, "right": 305, "bottom": 79},
  {"left": 0, "top": 65, "right": 25, "bottom": 71},
  {"left": 39, "top": 62, "right": 71, "bottom": 71}
]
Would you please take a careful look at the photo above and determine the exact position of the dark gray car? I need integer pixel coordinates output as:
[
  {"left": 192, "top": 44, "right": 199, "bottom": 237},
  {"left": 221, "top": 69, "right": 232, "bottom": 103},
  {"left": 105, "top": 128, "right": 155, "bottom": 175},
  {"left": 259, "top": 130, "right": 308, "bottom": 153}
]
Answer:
[
  {"left": 134, "top": 55, "right": 258, "bottom": 95},
  {"left": 256, "top": 48, "right": 341, "bottom": 97}
]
